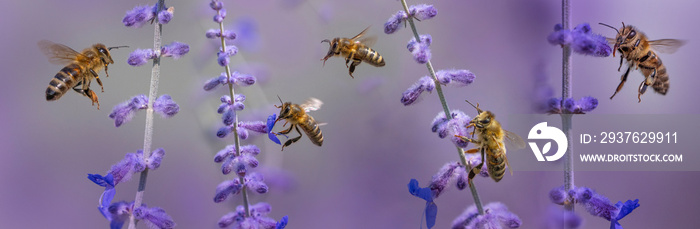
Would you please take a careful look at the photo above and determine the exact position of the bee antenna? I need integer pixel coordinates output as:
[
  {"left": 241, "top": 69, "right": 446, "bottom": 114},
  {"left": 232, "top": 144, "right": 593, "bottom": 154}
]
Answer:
[
  {"left": 321, "top": 39, "right": 330, "bottom": 44},
  {"left": 598, "top": 23, "right": 619, "bottom": 34},
  {"left": 108, "top": 45, "right": 129, "bottom": 51},
  {"left": 464, "top": 100, "right": 483, "bottom": 113}
]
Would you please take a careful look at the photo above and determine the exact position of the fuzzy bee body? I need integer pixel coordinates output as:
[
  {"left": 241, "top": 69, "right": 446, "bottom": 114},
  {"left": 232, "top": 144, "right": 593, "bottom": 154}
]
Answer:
[
  {"left": 274, "top": 98, "right": 324, "bottom": 150},
  {"left": 456, "top": 101, "right": 525, "bottom": 184},
  {"left": 39, "top": 40, "right": 122, "bottom": 109},
  {"left": 601, "top": 23, "right": 685, "bottom": 102},
  {"left": 321, "top": 27, "right": 385, "bottom": 78}
]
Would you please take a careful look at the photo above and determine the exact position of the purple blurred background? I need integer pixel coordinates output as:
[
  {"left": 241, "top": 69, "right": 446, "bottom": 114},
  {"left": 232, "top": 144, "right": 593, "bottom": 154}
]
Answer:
[{"left": 1, "top": 0, "right": 698, "bottom": 228}]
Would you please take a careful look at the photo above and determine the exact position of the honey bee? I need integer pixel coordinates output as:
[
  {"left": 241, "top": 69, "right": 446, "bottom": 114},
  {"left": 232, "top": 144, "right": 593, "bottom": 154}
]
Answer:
[
  {"left": 321, "top": 27, "right": 385, "bottom": 78},
  {"left": 273, "top": 97, "right": 324, "bottom": 150},
  {"left": 599, "top": 22, "right": 685, "bottom": 102},
  {"left": 39, "top": 40, "right": 126, "bottom": 109},
  {"left": 455, "top": 100, "right": 526, "bottom": 184}
]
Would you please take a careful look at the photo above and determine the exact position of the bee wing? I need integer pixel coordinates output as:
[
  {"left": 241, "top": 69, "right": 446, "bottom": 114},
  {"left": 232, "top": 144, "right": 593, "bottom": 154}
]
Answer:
[
  {"left": 37, "top": 40, "right": 83, "bottom": 65},
  {"left": 648, "top": 39, "right": 686, "bottom": 54},
  {"left": 351, "top": 26, "right": 370, "bottom": 40},
  {"left": 504, "top": 130, "right": 526, "bottom": 150},
  {"left": 356, "top": 36, "right": 378, "bottom": 47},
  {"left": 300, "top": 97, "right": 323, "bottom": 113}
]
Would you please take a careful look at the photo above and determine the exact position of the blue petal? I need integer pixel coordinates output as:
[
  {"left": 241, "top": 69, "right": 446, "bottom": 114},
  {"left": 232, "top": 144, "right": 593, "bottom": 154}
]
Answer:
[
  {"left": 88, "top": 173, "right": 115, "bottom": 188},
  {"left": 267, "top": 114, "right": 276, "bottom": 132},
  {"left": 101, "top": 188, "right": 116, "bottom": 208},
  {"left": 269, "top": 132, "right": 282, "bottom": 145},
  {"left": 615, "top": 199, "right": 640, "bottom": 220},
  {"left": 407, "top": 179, "right": 433, "bottom": 202},
  {"left": 275, "top": 215, "right": 289, "bottom": 229},
  {"left": 99, "top": 205, "right": 112, "bottom": 221},
  {"left": 425, "top": 202, "right": 438, "bottom": 229},
  {"left": 110, "top": 219, "right": 125, "bottom": 229}
]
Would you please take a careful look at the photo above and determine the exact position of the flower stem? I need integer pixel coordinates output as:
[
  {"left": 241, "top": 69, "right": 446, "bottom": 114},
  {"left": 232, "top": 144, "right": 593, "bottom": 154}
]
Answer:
[
  {"left": 217, "top": 8, "right": 251, "bottom": 217},
  {"left": 128, "top": 1, "right": 164, "bottom": 228},
  {"left": 400, "top": 0, "right": 484, "bottom": 215},
  {"left": 561, "top": 0, "right": 575, "bottom": 211}
]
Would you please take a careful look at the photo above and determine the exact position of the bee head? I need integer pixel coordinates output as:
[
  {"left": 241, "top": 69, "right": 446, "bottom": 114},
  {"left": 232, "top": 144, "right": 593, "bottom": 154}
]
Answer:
[
  {"left": 274, "top": 95, "right": 293, "bottom": 121},
  {"left": 599, "top": 22, "right": 637, "bottom": 57},
  {"left": 320, "top": 38, "right": 340, "bottom": 66},
  {"left": 473, "top": 111, "right": 494, "bottom": 129},
  {"left": 93, "top": 44, "right": 115, "bottom": 64}
]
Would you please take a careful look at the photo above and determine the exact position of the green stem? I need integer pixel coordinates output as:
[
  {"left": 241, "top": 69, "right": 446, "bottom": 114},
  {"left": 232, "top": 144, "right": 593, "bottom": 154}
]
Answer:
[
  {"left": 400, "top": 0, "right": 484, "bottom": 215},
  {"left": 561, "top": 0, "right": 575, "bottom": 211},
  {"left": 217, "top": 8, "right": 250, "bottom": 217},
  {"left": 128, "top": 1, "right": 164, "bottom": 228}
]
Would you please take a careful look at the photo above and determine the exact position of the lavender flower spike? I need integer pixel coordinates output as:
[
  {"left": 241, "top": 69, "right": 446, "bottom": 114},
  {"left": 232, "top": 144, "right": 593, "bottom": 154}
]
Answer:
[
  {"left": 160, "top": 42, "right": 189, "bottom": 59},
  {"left": 547, "top": 23, "right": 611, "bottom": 57},
  {"left": 133, "top": 206, "right": 176, "bottom": 229},
  {"left": 400, "top": 76, "right": 434, "bottom": 106},
  {"left": 407, "top": 34, "right": 432, "bottom": 64},
  {"left": 451, "top": 202, "right": 521, "bottom": 229},
  {"left": 127, "top": 49, "right": 156, "bottom": 66},
  {"left": 123, "top": 5, "right": 155, "bottom": 28},
  {"left": 153, "top": 94, "right": 180, "bottom": 118}
]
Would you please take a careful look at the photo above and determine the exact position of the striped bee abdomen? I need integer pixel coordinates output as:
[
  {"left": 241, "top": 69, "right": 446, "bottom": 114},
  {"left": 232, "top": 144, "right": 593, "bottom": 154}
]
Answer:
[
  {"left": 46, "top": 63, "right": 81, "bottom": 101},
  {"left": 358, "top": 47, "right": 385, "bottom": 67},
  {"left": 301, "top": 116, "right": 323, "bottom": 146}
]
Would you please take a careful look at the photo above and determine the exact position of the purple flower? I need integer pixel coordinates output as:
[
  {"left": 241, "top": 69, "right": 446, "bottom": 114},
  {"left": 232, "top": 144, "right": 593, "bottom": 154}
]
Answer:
[
  {"left": 548, "top": 23, "right": 612, "bottom": 57},
  {"left": 88, "top": 173, "right": 116, "bottom": 220},
  {"left": 549, "top": 186, "right": 568, "bottom": 205},
  {"left": 133, "top": 206, "right": 176, "bottom": 229},
  {"left": 160, "top": 42, "right": 189, "bottom": 59},
  {"left": 153, "top": 95, "right": 180, "bottom": 118},
  {"left": 123, "top": 5, "right": 155, "bottom": 28},
  {"left": 108, "top": 153, "right": 140, "bottom": 185},
  {"left": 217, "top": 52, "right": 230, "bottom": 66},
  {"left": 564, "top": 186, "right": 639, "bottom": 227},
  {"left": 451, "top": 202, "right": 521, "bottom": 229},
  {"left": 384, "top": 11, "right": 407, "bottom": 34},
  {"left": 231, "top": 72, "right": 256, "bottom": 86},
  {"left": 436, "top": 69, "right": 475, "bottom": 86},
  {"left": 204, "top": 75, "right": 227, "bottom": 91},
  {"left": 276, "top": 215, "right": 289, "bottom": 229},
  {"left": 384, "top": 5, "right": 437, "bottom": 34},
  {"left": 431, "top": 110, "right": 471, "bottom": 148},
  {"left": 267, "top": 114, "right": 282, "bottom": 145},
  {"left": 215, "top": 144, "right": 261, "bottom": 175},
  {"left": 546, "top": 97, "right": 562, "bottom": 114},
  {"left": 127, "top": 49, "right": 156, "bottom": 66},
  {"left": 157, "top": 7, "right": 173, "bottom": 24},
  {"left": 407, "top": 34, "right": 432, "bottom": 64},
  {"left": 218, "top": 203, "right": 283, "bottom": 229},
  {"left": 611, "top": 199, "right": 640, "bottom": 229},
  {"left": 109, "top": 95, "right": 176, "bottom": 127},
  {"left": 429, "top": 162, "right": 460, "bottom": 198},
  {"left": 210, "top": 0, "right": 223, "bottom": 11},
  {"left": 410, "top": 4, "right": 438, "bottom": 21},
  {"left": 245, "top": 173, "right": 269, "bottom": 194},
  {"left": 408, "top": 179, "right": 437, "bottom": 229},
  {"left": 105, "top": 201, "right": 132, "bottom": 229},
  {"left": 214, "top": 179, "right": 243, "bottom": 203},
  {"left": 547, "top": 96, "right": 597, "bottom": 114},
  {"left": 146, "top": 148, "right": 166, "bottom": 169},
  {"left": 401, "top": 76, "right": 434, "bottom": 106},
  {"left": 239, "top": 121, "right": 267, "bottom": 134}
]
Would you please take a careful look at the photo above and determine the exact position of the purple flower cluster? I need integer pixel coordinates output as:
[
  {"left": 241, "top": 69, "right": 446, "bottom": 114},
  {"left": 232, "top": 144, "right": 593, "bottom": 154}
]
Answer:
[
  {"left": 205, "top": 1, "right": 287, "bottom": 228},
  {"left": 407, "top": 34, "right": 432, "bottom": 64},
  {"left": 549, "top": 186, "right": 639, "bottom": 229},
  {"left": 545, "top": 96, "right": 598, "bottom": 114},
  {"left": 548, "top": 23, "right": 612, "bottom": 57},
  {"left": 451, "top": 202, "right": 522, "bottom": 229},
  {"left": 430, "top": 110, "right": 471, "bottom": 148},
  {"left": 204, "top": 72, "right": 256, "bottom": 91},
  {"left": 122, "top": 3, "right": 174, "bottom": 28},
  {"left": 127, "top": 42, "right": 189, "bottom": 66},
  {"left": 88, "top": 148, "right": 173, "bottom": 228},
  {"left": 401, "top": 69, "right": 476, "bottom": 106},
  {"left": 384, "top": 4, "right": 438, "bottom": 34},
  {"left": 108, "top": 94, "right": 180, "bottom": 127}
]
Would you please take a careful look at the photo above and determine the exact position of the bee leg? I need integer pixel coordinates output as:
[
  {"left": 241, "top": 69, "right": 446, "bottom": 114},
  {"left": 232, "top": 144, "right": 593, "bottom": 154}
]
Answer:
[
  {"left": 610, "top": 66, "right": 632, "bottom": 100},
  {"left": 617, "top": 55, "right": 624, "bottom": 71},
  {"left": 467, "top": 148, "right": 486, "bottom": 187},
  {"left": 90, "top": 69, "right": 105, "bottom": 92},
  {"left": 101, "top": 58, "right": 110, "bottom": 78},
  {"left": 281, "top": 125, "right": 303, "bottom": 151},
  {"left": 637, "top": 65, "right": 657, "bottom": 103},
  {"left": 465, "top": 148, "right": 479, "bottom": 154},
  {"left": 72, "top": 86, "right": 100, "bottom": 109},
  {"left": 348, "top": 60, "right": 361, "bottom": 78},
  {"left": 277, "top": 123, "right": 294, "bottom": 135}
]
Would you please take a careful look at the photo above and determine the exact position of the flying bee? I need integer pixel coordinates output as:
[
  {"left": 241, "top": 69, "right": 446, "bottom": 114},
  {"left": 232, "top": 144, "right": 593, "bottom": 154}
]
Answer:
[
  {"left": 455, "top": 100, "right": 526, "bottom": 184},
  {"left": 599, "top": 22, "right": 685, "bottom": 102},
  {"left": 273, "top": 97, "right": 324, "bottom": 150},
  {"left": 39, "top": 40, "right": 127, "bottom": 109},
  {"left": 321, "top": 27, "right": 386, "bottom": 78}
]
